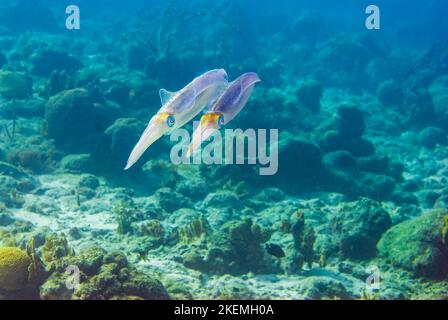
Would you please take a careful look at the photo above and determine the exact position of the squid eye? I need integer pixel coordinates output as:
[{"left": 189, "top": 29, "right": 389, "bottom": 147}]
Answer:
[
  {"left": 217, "top": 115, "right": 224, "bottom": 127},
  {"left": 166, "top": 115, "right": 175, "bottom": 127}
]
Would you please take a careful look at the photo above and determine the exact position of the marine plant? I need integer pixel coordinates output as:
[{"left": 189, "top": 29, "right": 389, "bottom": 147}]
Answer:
[
  {"left": 178, "top": 215, "right": 210, "bottom": 244},
  {"left": 139, "top": 219, "right": 165, "bottom": 239},
  {"left": 291, "top": 210, "right": 316, "bottom": 270},
  {"left": 113, "top": 200, "right": 137, "bottom": 235},
  {"left": 441, "top": 214, "right": 448, "bottom": 246},
  {"left": 41, "top": 233, "right": 74, "bottom": 269}
]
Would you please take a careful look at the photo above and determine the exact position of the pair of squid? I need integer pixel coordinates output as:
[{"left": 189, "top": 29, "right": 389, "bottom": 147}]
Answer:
[{"left": 124, "top": 69, "right": 261, "bottom": 170}]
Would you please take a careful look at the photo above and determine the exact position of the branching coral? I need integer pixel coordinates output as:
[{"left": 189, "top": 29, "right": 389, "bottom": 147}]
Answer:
[{"left": 41, "top": 233, "right": 74, "bottom": 270}]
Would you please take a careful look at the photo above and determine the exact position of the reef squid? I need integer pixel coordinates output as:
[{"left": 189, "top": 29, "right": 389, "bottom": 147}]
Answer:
[
  {"left": 125, "top": 69, "right": 228, "bottom": 170},
  {"left": 186, "top": 72, "right": 261, "bottom": 157}
]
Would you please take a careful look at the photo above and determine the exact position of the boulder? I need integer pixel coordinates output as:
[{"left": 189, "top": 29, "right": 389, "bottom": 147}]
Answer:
[
  {"left": 30, "top": 50, "right": 81, "bottom": 77},
  {"left": 417, "top": 127, "right": 447, "bottom": 149},
  {"left": 377, "top": 210, "right": 448, "bottom": 278},
  {"left": 336, "top": 105, "right": 365, "bottom": 139},
  {"left": 376, "top": 79, "right": 404, "bottom": 107},
  {"left": 0, "top": 71, "right": 32, "bottom": 100},
  {"left": 330, "top": 197, "right": 391, "bottom": 259},
  {"left": 45, "top": 88, "right": 99, "bottom": 151}
]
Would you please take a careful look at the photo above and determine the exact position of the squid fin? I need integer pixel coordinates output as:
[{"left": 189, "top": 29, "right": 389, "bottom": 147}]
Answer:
[{"left": 159, "top": 89, "right": 177, "bottom": 105}]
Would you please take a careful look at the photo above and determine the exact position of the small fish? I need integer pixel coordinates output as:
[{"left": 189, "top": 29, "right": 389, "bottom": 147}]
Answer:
[
  {"left": 138, "top": 251, "right": 148, "bottom": 261},
  {"left": 265, "top": 243, "right": 285, "bottom": 258}
]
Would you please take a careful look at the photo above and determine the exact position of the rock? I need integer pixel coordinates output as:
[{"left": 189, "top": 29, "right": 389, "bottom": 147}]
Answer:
[
  {"left": 182, "top": 218, "right": 278, "bottom": 275},
  {"left": 141, "top": 160, "right": 179, "bottom": 191},
  {"left": 0, "top": 162, "right": 38, "bottom": 207},
  {"left": 176, "top": 178, "right": 209, "bottom": 201},
  {"left": 298, "top": 276, "right": 351, "bottom": 299},
  {"left": 200, "top": 191, "right": 243, "bottom": 210},
  {"left": 417, "top": 190, "right": 441, "bottom": 208},
  {"left": 45, "top": 88, "right": 99, "bottom": 151},
  {"left": 391, "top": 191, "right": 419, "bottom": 206},
  {"left": 252, "top": 187, "right": 286, "bottom": 204},
  {"left": 315, "top": 34, "right": 375, "bottom": 88},
  {"left": 6, "top": 144, "right": 54, "bottom": 174},
  {"left": 155, "top": 187, "right": 192, "bottom": 213},
  {"left": 330, "top": 197, "right": 392, "bottom": 259},
  {"left": 92, "top": 101, "right": 123, "bottom": 131},
  {"left": 46, "top": 70, "right": 72, "bottom": 96},
  {"left": 0, "top": 70, "right": 32, "bottom": 100},
  {"left": 322, "top": 150, "right": 357, "bottom": 173},
  {"left": 360, "top": 173, "right": 396, "bottom": 201},
  {"left": 14, "top": 98, "right": 45, "bottom": 118},
  {"left": 401, "top": 180, "right": 422, "bottom": 192},
  {"left": 60, "top": 154, "right": 93, "bottom": 173},
  {"left": 319, "top": 131, "right": 375, "bottom": 157},
  {"left": 377, "top": 209, "right": 448, "bottom": 278},
  {"left": 30, "top": 50, "right": 81, "bottom": 77},
  {"left": 0, "top": 213, "right": 15, "bottom": 226},
  {"left": 291, "top": 11, "right": 323, "bottom": 43},
  {"left": 296, "top": 79, "right": 323, "bottom": 112},
  {"left": 357, "top": 155, "right": 389, "bottom": 174},
  {"left": 417, "top": 127, "right": 447, "bottom": 149},
  {"left": 273, "top": 133, "right": 324, "bottom": 192},
  {"left": 78, "top": 174, "right": 100, "bottom": 190},
  {"left": 40, "top": 247, "right": 170, "bottom": 300},
  {"left": 321, "top": 169, "right": 363, "bottom": 199},
  {"left": 377, "top": 79, "right": 403, "bottom": 107},
  {"left": 104, "top": 83, "right": 130, "bottom": 107},
  {"left": 336, "top": 105, "right": 365, "bottom": 139}
]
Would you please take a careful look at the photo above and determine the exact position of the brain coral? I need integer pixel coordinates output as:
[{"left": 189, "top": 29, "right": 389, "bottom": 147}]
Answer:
[{"left": 0, "top": 247, "right": 31, "bottom": 291}]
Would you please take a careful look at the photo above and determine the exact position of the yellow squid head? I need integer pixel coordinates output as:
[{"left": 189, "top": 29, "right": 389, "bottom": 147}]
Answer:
[
  {"left": 187, "top": 112, "right": 224, "bottom": 157},
  {"left": 124, "top": 112, "right": 176, "bottom": 170}
]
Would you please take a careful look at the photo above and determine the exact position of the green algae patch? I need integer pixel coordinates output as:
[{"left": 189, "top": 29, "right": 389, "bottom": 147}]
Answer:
[{"left": 377, "top": 210, "right": 448, "bottom": 279}]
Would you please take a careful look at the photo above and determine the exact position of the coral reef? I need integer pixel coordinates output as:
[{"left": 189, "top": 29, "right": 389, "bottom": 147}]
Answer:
[
  {"left": 0, "top": 71, "right": 32, "bottom": 100},
  {"left": 40, "top": 247, "right": 170, "bottom": 300},
  {"left": 182, "top": 218, "right": 278, "bottom": 275},
  {"left": 330, "top": 198, "right": 391, "bottom": 260},
  {"left": 377, "top": 209, "right": 448, "bottom": 278}
]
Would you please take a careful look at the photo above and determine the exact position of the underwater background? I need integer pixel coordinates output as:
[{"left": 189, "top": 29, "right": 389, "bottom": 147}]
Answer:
[{"left": 0, "top": 0, "right": 447, "bottom": 300}]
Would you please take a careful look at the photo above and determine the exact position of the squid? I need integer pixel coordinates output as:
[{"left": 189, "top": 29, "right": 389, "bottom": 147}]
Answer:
[
  {"left": 124, "top": 69, "right": 228, "bottom": 170},
  {"left": 186, "top": 72, "right": 261, "bottom": 157}
]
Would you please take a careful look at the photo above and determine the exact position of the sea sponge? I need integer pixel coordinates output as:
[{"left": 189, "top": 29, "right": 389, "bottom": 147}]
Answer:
[
  {"left": 45, "top": 88, "right": 98, "bottom": 151},
  {"left": 0, "top": 247, "right": 31, "bottom": 291},
  {"left": 0, "top": 70, "right": 32, "bottom": 100}
]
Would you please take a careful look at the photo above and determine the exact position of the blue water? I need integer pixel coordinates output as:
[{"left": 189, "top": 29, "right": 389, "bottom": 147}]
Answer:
[{"left": 0, "top": 0, "right": 447, "bottom": 300}]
